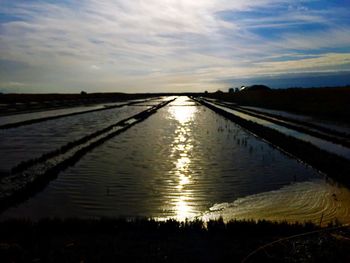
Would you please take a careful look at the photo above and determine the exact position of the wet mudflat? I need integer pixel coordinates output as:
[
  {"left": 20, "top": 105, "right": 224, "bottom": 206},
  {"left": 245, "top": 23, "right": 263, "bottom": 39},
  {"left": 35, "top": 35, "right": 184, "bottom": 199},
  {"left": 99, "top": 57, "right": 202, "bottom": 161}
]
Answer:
[{"left": 2, "top": 97, "right": 348, "bottom": 225}]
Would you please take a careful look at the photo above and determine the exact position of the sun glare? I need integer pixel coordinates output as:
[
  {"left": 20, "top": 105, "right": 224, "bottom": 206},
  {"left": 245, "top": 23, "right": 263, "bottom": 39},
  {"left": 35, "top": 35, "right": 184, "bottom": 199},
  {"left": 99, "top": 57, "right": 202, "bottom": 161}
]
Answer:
[
  {"left": 168, "top": 97, "right": 197, "bottom": 124},
  {"left": 167, "top": 98, "right": 198, "bottom": 220}
]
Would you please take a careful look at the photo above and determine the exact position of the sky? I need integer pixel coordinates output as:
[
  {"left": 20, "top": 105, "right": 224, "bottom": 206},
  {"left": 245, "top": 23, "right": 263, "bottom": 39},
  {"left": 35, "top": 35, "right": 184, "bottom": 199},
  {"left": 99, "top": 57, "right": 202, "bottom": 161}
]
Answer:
[{"left": 0, "top": 0, "right": 350, "bottom": 93}]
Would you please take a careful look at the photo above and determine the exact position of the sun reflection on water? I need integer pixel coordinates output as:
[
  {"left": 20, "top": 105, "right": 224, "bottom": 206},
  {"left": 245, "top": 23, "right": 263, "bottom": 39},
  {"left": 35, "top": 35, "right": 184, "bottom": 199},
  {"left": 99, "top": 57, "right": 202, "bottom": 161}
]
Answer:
[
  {"left": 167, "top": 97, "right": 198, "bottom": 221},
  {"left": 169, "top": 105, "right": 197, "bottom": 124}
]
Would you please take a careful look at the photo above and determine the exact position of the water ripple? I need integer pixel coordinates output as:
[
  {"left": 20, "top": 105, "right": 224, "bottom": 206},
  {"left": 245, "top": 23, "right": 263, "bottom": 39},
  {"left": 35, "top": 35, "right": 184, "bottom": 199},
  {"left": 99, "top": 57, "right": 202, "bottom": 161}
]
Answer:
[
  {"left": 2, "top": 97, "right": 343, "bottom": 223},
  {"left": 202, "top": 180, "right": 350, "bottom": 226}
]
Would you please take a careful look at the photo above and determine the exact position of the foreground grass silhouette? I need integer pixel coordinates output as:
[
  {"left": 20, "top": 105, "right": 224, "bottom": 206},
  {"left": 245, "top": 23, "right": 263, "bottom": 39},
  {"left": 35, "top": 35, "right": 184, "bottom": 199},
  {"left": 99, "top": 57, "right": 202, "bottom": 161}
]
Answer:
[{"left": 0, "top": 218, "right": 349, "bottom": 262}]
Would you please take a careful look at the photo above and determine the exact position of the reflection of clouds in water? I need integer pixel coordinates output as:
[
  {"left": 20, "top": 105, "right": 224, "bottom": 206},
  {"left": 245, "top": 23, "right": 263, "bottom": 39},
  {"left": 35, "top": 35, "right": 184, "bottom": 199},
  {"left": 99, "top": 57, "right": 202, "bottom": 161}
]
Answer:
[
  {"left": 167, "top": 97, "right": 198, "bottom": 221},
  {"left": 202, "top": 180, "right": 350, "bottom": 226}
]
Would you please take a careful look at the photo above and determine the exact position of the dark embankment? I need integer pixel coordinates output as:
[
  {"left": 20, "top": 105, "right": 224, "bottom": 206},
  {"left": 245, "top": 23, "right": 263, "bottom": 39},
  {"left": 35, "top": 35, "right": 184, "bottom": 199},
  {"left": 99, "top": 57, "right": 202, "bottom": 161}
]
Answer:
[
  {"left": 0, "top": 218, "right": 349, "bottom": 263},
  {"left": 0, "top": 93, "right": 158, "bottom": 116},
  {"left": 204, "top": 86, "right": 350, "bottom": 124}
]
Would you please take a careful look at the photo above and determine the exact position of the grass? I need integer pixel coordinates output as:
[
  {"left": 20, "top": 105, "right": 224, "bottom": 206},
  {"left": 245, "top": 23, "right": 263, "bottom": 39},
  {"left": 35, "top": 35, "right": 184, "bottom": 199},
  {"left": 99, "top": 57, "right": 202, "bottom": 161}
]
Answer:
[{"left": 2, "top": 218, "right": 346, "bottom": 263}]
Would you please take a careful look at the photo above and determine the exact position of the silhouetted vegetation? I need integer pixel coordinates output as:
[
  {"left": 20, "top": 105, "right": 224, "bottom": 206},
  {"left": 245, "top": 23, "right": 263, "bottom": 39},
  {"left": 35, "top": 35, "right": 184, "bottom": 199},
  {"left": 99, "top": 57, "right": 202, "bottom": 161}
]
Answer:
[
  {"left": 204, "top": 86, "right": 350, "bottom": 124},
  {"left": 242, "top": 84, "right": 271, "bottom": 91},
  {"left": 0, "top": 218, "right": 348, "bottom": 262}
]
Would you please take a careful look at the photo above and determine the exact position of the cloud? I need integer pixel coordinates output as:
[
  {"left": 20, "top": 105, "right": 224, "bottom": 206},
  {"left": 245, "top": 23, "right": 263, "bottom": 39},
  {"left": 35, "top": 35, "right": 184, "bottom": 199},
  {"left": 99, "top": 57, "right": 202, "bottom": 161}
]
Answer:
[
  {"left": 0, "top": 0, "right": 349, "bottom": 92},
  {"left": 253, "top": 53, "right": 350, "bottom": 74}
]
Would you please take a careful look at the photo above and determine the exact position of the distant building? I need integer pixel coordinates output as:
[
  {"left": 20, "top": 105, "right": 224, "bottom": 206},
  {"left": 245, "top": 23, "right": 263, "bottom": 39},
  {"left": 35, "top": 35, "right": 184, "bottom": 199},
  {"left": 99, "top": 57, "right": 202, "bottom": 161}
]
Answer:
[{"left": 228, "top": 88, "right": 234, "bottom": 93}]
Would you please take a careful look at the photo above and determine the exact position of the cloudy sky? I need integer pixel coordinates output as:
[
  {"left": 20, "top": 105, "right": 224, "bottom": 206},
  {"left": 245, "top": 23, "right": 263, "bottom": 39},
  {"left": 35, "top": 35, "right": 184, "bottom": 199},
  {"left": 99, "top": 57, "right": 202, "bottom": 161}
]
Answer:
[{"left": 0, "top": 0, "right": 350, "bottom": 93}]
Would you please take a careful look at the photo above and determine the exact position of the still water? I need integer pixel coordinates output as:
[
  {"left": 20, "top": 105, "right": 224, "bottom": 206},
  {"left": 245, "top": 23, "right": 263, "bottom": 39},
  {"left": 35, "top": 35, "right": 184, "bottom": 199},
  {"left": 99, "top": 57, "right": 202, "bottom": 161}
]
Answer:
[
  {"left": 0, "top": 98, "right": 157, "bottom": 127},
  {"left": 242, "top": 106, "right": 350, "bottom": 135},
  {"left": 0, "top": 106, "right": 151, "bottom": 172},
  {"left": 2, "top": 97, "right": 350, "bottom": 225},
  {"left": 204, "top": 101, "right": 350, "bottom": 160}
]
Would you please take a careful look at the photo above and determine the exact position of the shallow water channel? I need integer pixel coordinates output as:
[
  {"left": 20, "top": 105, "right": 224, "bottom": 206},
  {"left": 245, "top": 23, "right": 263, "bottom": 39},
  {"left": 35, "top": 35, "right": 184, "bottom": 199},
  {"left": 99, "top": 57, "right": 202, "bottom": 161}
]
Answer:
[
  {"left": 0, "top": 105, "right": 152, "bottom": 172},
  {"left": 242, "top": 105, "right": 350, "bottom": 135},
  {"left": 0, "top": 98, "right": 156, "bottom": 127},
  {"left": 204, "top": 101, "right": 350, "bottom": 160},
  {"left": 2, "top": 97, "right": 350, "bottom": 225}
]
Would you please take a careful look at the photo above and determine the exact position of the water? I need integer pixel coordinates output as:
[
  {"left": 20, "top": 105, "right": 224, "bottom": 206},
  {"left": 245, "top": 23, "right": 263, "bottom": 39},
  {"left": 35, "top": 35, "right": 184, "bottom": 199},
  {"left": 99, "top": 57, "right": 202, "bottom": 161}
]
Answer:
[
  {"left": 204, "top": 101, "right": 350, "bottom": 160},
  {"left": 0, "top": 105, "right": 151, "bottom": 172},
  {"left": 0, "top": 102, "right": 127, "bottom": 127},
  {"left": 0, "top": 98, "right": 162, "bottom": 127},
  {"left": 3, "top": 97, "right": 348, "bottom": 225},
  {"left": 203, "top": 179, "right": 350, "bottom": 225},
  {"left": 242, "top": 106, "right": 350, "bottom": 135}
]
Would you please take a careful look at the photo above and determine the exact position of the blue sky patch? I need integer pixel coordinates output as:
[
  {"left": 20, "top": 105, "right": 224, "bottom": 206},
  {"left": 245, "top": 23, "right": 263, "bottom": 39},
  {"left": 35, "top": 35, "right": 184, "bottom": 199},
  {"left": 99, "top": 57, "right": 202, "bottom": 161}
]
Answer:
[{"left": 0, "top": 0, "right": 349, "bottom": 92}]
